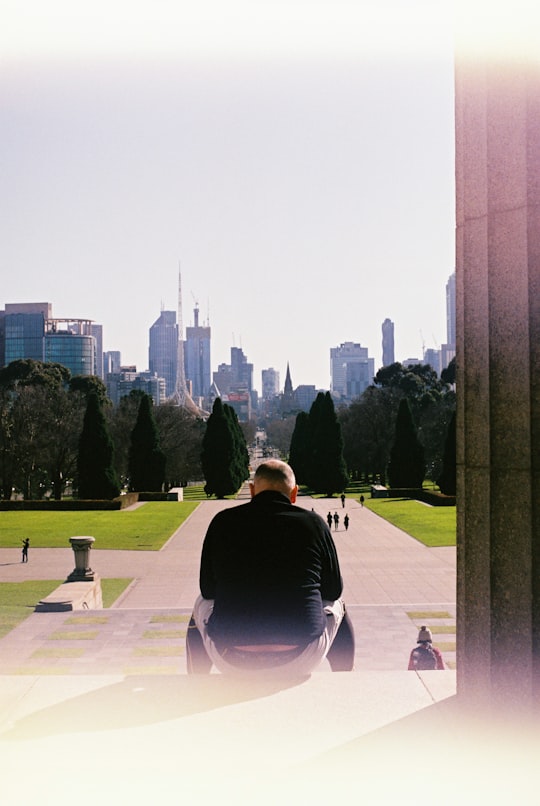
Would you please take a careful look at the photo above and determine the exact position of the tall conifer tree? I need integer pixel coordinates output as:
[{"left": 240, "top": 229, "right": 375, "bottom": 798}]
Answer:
[
  {"left": 201, "top": 398, "right": 241, "bottom": 498},
  {"left": 77, "top": 392, "right": 120, "bottom": 499},
  {"left": 308, "top": 392, "right": 349, "bottom": 496},
  {"left": 387, "top": 398, "right": 425, "bottom": 488},
  {"left": 128, "top": 393, "right": 166, "bottom": 492}
]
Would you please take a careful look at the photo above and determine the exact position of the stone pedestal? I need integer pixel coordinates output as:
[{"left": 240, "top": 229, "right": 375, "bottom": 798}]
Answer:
[
  {"left": 67, "top": 536, "right": 96, "bottom": 582},
  {"left": 455, "top": 54, "right": 540, "bottom": 710}
]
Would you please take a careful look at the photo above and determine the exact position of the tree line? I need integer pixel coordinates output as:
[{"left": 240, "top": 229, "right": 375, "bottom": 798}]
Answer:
[{"left": 0, "top": 359, "right": 204, "bottom": 500}]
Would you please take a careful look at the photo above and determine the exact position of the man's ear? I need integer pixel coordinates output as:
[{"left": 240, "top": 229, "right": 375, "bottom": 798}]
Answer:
[{"left": 289, "top": 485, "right": 298, "bottom": 503}]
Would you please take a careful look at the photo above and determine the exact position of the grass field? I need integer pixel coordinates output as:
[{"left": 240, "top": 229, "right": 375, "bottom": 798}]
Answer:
[
  {"left": 0, "top": 501, "right": 199, "bottom": 550},
  {"left": 0, "top": 578, "right": 133, "bottom": 638},
  {"left": 364, "top": 497, "right": 456, "bottom": 547}
]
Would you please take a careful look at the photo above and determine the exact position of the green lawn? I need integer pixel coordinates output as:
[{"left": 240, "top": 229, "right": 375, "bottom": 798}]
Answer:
[
  {"left": 0, "top": 501, "right": 199, "bottom": 550},
  {"left": 0, "top": 578, "right": 132, "bottom": 638},
  {"left": 365, "top": 497, "right": 456, "bottom": 547}
]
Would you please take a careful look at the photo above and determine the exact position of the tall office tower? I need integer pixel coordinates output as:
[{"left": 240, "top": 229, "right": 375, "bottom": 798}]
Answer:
[
  {"left": 330, "top": 342, "right": 375, "bottom": 400},
  {"left": 1, "top": 302, "right": 52, "bottom": 367},
  {"left": 440, "top": 271, "right": 457, "bottom": 371},
  {"left": 43, "top": 318, "right": 95, "bottom": 376},
  {"left": 230, "top": 346, "right": 253, "bottom": 391},
  {"left": 381, "top": 318, "right": 395, "bottom": 367},
  {"left": 261, "top": 367, "right": 280, "bottom": 399},
  {"left": 423, "top": 348, "right": 442, "bottom": 374},
  {"left": 104, "top": 351, "right": 121, "bottom": 375},
  {"left": 184, "top": 303, "right": 211, "bottom": 402},
  {"left": 148, "top": 310, "right": 178, "bottom": 398},
  {"left": 90, "top": 324, "right": 104, "bottom": 378},
  {"left": 446, "top": 272, "right": 456, "bottom": 348}
]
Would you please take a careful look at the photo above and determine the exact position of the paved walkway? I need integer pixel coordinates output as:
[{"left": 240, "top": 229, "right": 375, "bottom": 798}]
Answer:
[
  {"left": 0, "top": 497, "right": 468, "bottom": 805},
  {"left": 0, "top": 496, "right": 456, "bottom": 674}
]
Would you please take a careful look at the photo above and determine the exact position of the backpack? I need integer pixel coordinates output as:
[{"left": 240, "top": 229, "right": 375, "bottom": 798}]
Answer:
[{"left": 411, "top": 644, "right": 438, "bottom": 670}]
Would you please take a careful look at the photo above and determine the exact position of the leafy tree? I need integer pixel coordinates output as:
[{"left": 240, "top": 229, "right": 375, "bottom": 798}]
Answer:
[
  {"left": 154, "top": 403, "right": 204, "bottom": 487},
  {"left": 307, "top": 392, "right": 349, "bottom": 496},
  {"left": 437, "top": 410, "right": 456, "bottom": 495},
  {"left": 77, "top": 392, "right": 120, "bottom": 499},
  {"left": 288, "top": 411, "right": 310, "bottom": 485},
  {"left": 201, "top": 398, "right": 239, "bottom": 498},
  {"left": 264, "top": 416, "right": 296, "bottom": 458},
  {"left": 69, "top": 374, "right": 109, "bottom": 406},
  {"left": 387, "top": 398, "right": 425, "bottom": 488},
  {"left": 128, "top": 394, "right": 166, "bottom": 492}
]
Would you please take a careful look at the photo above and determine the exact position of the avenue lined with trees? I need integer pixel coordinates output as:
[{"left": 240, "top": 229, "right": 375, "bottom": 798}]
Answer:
[{"left": 0, "top": 357, "right": 456, "bottom": 501}]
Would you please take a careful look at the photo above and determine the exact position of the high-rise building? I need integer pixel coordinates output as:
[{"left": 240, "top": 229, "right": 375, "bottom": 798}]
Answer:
[
  {"left": 148, "top": 310, "right": 178, "bottom": 398},
  {"left": 330, "top": 342, "right": 374, "bottom": 400},
  {"left": 104, "top": 351, "right": 121, "bottom": 375},
  {"left": 440, "top": 271, "right": 457, "bottom": 372},
  {"left": 90, "top": 324, "right": 104, "bottom": 379},
  {"left": 381, "top": 318, "right": 395, "bottom": 367},
  {"left": 1, "top": 304, "right": 99, "bottom": 378},
  {"left": 184, "top": 303, "right": 211, "bottom": 402},
  {"left": 261, "top": 368, "right": 280, "bottom": 400},
  {"left": 230, "top": 346, "right": 253, "bottom": 392},
  {"left": 0, "top": 302, "right": 52, "bottom": 367},
  {"left": 423, "top": 348, "right": 442, "bottom": 374},
  {"left": 446, "top": 272, "right": 456, "bottom": 349},
  {"left": 43, "top": 318, "right": 95, "bottom": 376}
]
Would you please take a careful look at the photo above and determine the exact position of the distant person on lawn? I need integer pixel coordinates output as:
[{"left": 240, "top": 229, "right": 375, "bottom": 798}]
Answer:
[{"left": 187, "top": 459, "right": 355, "bottom": 675}]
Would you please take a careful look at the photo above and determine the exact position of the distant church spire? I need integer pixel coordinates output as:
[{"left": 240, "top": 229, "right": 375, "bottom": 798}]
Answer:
[{"left": 284, "top": 362, "right": 293, "bottom": 396}]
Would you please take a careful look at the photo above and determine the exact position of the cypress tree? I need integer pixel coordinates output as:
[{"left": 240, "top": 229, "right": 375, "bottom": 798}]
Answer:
[
  {"left": 387, "top": 398, "right": 426, "bottom": 488},
  {"left": 437, "top": 410, "right": 456, "bottom": 495},
  {"left": 288, "top": 410, "right": 310, "bottom": 485},
  {"left": 128, "top": 393, "right": 166, "bottom": 492},
  {"left": 308, "top": 392, "right": 349, "bottom": 496},
  {"left": 201, "top": 398, "right": 240, "bottom": 498},
  {"left": 77, "top": 392, "right": 120, "bottom": 499},
  {"left": 223, "top": 403, "right": 250, "bottom": 489}
]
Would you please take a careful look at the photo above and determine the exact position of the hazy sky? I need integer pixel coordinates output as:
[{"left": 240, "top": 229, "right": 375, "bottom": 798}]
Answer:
[{"left": 1, "top": 1, "right": 456, "bottom": 390}]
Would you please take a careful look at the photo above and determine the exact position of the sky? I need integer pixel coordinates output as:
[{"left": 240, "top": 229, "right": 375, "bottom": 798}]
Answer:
[{"left": 1, "top": 0, "right": 458, "bottom": 391}]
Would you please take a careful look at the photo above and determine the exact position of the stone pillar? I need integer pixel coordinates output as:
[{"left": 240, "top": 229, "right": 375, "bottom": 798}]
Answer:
[
  {"left": 68, "top": 536, "right": 96, "bottom": 581},
  {"left": 455, "top": 53, "right": 540, "bottom": 710}
]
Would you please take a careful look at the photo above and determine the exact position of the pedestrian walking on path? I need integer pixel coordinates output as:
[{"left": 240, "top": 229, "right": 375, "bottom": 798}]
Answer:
[
  {"left": 333, "top": 511, "right": 339, "bottom": 530},
  {"left": 21, "top": 538, "right": 29, "bottom": 563},
  {"left": 344, "top": 514, "right": 349, "bottom": 531},
  {"left": 327, "top": 512, "right": 333, "bottom": 529},
  {"left": 340, "top": 493, "right": 346, "bottom": 508},
  {"left": 359, "top": 495, "right": 365, "bottom": 507}
]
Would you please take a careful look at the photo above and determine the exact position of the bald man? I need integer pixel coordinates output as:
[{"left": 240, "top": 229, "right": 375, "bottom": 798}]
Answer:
[{"left": 187, "top": 459, "right": 354, "bottom": 674}]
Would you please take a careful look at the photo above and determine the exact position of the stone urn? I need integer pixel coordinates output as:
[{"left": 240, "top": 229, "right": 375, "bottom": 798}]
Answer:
[{"left": 68, "top": 536, "right": 96, "bottom": 581}]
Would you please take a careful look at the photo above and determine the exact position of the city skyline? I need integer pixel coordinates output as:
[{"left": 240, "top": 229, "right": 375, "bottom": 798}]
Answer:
[{"left": 1, "top": 2, "right": 455, "bottom": 390}]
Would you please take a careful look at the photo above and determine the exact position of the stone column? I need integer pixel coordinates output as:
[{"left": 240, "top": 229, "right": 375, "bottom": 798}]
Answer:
[{"left": 455, "top": 52, "right": 540, "bottom": 710}]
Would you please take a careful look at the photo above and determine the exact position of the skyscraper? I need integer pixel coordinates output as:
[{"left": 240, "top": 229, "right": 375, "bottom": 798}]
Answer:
[
  {"left": 148, "top": 310, "right": 178, "bottom": 398},
  {"left": 381, "top": 318, "right": 395, "bottom": 367},
  {"left": 261, "top": 367, "right": 280, "bottom": 399},
  {"left": 446, "top": 272, "right": 456, "bottom": 349},
  {"left": 44, "top": 318, "right": 95, "bottom": 376},
  {"left": 184, "top": 303, "right": 211, "bottom": 402},
  {"left": 330, "top": 342, "right": 374, "bottom": 400}
]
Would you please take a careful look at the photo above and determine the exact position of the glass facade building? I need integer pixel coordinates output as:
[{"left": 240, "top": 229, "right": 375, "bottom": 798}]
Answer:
[
  {"left": 4, "top": 312, "right": 45, "bottom": 365},
  {"left": 149, "top": 310, "right": 178, "bottom": 398},
  {"left": 184, "top": 306, "right": 211, "bottom": 401},
  {"left": 44, "top": 332, "right": 95, "bottom": 376}
]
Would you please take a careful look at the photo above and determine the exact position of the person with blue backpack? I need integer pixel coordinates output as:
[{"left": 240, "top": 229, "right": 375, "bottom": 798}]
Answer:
[{"left": 408, "top": 626, "right": 445, "bottom": 670}]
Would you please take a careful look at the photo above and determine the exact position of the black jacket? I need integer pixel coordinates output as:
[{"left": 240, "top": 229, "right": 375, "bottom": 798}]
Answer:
[{"left": 199, "top": 490, "right": 343, "bottom": 647}]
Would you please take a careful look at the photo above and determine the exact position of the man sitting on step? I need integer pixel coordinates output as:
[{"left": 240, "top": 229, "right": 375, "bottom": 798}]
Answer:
[{"left": 186, "top": 459, "right": 355, "bottom": 675}]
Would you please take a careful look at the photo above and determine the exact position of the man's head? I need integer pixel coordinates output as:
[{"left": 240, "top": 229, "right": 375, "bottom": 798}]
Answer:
[{"left": 250, "top": 459, "right": 298, "bottom": 503}]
